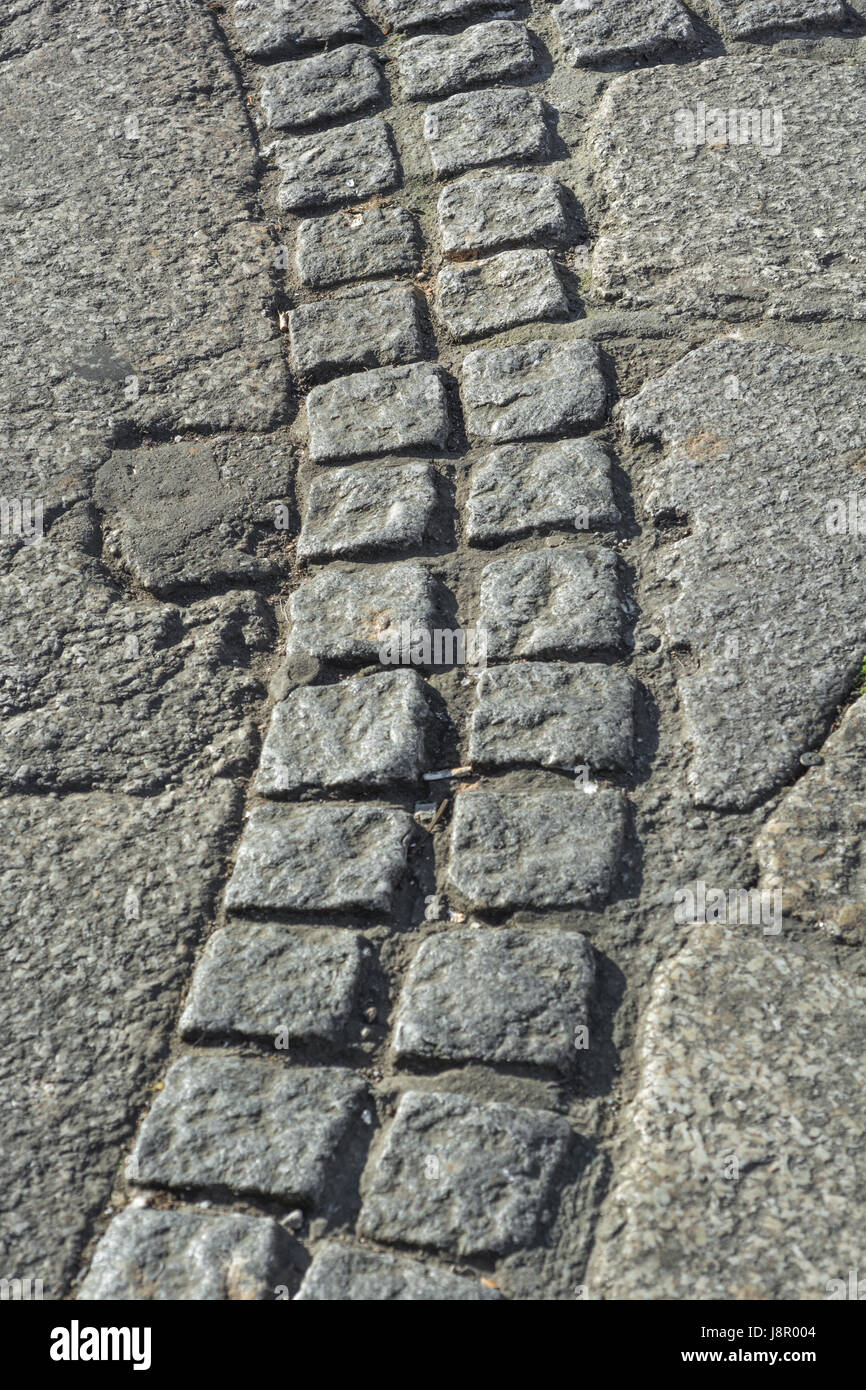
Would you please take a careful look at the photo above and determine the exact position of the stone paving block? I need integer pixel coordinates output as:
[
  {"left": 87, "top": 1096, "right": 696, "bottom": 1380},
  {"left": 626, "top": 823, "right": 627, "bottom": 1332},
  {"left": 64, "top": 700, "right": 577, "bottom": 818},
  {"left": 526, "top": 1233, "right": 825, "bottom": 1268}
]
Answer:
[
  {"left": 79, "top": 1207, "right": 293, "bottom": 1300},
  {"left": 234, "top": 0, "right": 366, "bottom": 58},
  {"left": 130, "top": 1055, "right": 367, "bottom": 1205},
  {"left": 261, "top": 45, "right": 384, "bottom": 130},
  {"left": 275, "top": 117, "right": 399, "bottom": 212},
  {"left": 469, "top": 661, "right": 634, "bottom": 770},
  {"left": 393, "top": 928, "right": 596, "bottom": 1070},
  {"left": 436, "top": 250, "right": 568, "bottom": 341},
  {"left": 423, "top": 88, "right": 549, "bottom": 178},
  {"left": 289, "top": 282, "right": 424, "bottom": 378},
  {"left": 287, "top": 561, "right": 437, "bottom": 664},
  {"left": 296, "top": 1242, "right": 501, "bottom": 1299},
  {"left": 438, "top": 170, "right": 570, "bottom": 256},
  {"left": 359, "top": 1090, "right": 571, "bottom": 1256},
  {"left": 479, "top": 547, "right": 623, "bottom": 659},
  {"left": 307, "top": 363, "right": 450, "bottom": 462},
  {"left": 397, "top": 20, "right": 535, "bottom": 101},
  {"left": 371, "top": 0, "right": 502, "bottom": 30},
  {"left": 298, "top": 461, "right": 438, "bottom": 561},
  {"left": 447, "top": 787, "right": 627, "bottom": 909},
  {"left": 466, "top": 437, "right": 618, "bottom": 544},
  {"left": 462, "top": 339, "right": 607, "bottom": 442},
  {"left": 225, "top": 803, "right": 413, "bottom": 913},
  {"left": 555, "top": 0, "right": 696, "bottom": 66},
  {"left": 255, "top": 670, "right": 430, "bottom": 793},
  {"left": 178, "top": 925, "right": 363, "bottom": 1044},
  {"left": 706, "top": 0, "right": 846, "bottom": 39},
  {"left": 296, "top": 207, "right": 421, "bottom": 289},
  {"left": 588, "top": 929, "right": 866, "bottom": 1299}
]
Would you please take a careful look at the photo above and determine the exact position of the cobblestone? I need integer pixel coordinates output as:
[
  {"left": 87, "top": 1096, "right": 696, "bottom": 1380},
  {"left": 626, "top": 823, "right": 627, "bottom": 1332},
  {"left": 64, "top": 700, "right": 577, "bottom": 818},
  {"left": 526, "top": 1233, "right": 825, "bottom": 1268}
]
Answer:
[
  {"left": 479, "top": 547, "right": 624, "bottom": 659},
  {"left": 436, "top": 249, "right": 568, "bottom": 340},
  {"left": 371, "top": 0, "right": 503, "bottom": 30},
  {"left": 296, "top": 1242, "right": 501, "bottom": 1299},
  {"left": 306, "top": 363, "right": 450, "bottom": 462},
  {"left": 397, "top": 21, "right": 535, "bottom": 100},
  {"left": 466, "top": 436, "right": 618, "bottom": 543},
  {"left": 275, "top": 117, "right": 399, "bottom": 212},
  {"left": 554, "top": 0, "right": 696, "bottom": 65},
  {"left": 298, "top": 460, "right": 437, "bottom": 561},
  {"left": 295, "top": 207, "right": 421, "bottom": 288},
  {"left": 438, "top": 170, "right": 570, "bottom": 256},
  {"left": 286, "top": 562, "right": 437, "bottom": 664},
  {"left": 462, "top": 339, "right": 607, "bottom": 442},
  {"left": 233, "top": 0, "right": 366, "bottom": 59},
  {"left": 423, "top": 88, "right": 549, "bottom": 177},
  {"left": 289, "top": 282, "right": 424, "bottom": 377},
  {"left": 260, "top": 46, "right": 384, "bottom": 130},
  {"left": 706, "top": 0, "right": 846, "bottom": 38}
]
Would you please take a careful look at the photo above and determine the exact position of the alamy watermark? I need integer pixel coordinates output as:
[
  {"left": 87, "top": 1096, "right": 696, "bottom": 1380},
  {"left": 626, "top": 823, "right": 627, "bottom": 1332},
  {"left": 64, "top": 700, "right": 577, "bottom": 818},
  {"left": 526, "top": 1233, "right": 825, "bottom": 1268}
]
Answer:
[
  {"left": 0, "top": 496, "right": 43, "bottom": 545},
  {"left": 674, "top": 879, "right": 782, "bottom": 935},
  {"left": 379, "top": 621, "right": 487, "bottom": 668},
  {"left": 674, "top": 101, "right": 784, "bottom": 156}
]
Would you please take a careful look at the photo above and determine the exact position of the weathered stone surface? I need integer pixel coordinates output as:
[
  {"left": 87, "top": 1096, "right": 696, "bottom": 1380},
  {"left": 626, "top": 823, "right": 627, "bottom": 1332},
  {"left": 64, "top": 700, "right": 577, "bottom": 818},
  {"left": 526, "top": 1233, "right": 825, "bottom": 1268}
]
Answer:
[
  {"left": 423, "top": 88, "right": 549, "bottom": 178},
  {"left": 359, "top": 1090, "right": 571, "bottom": 1256},
  {"left": 255, "top": 671, "right": 430, "bottom": 793},
  {"left": 621, "top": 338, "right": 866, "bottom": 810},
  {"left": 179, "top": 925, "right": 363, "bottom": 1044},
  {"left": 260, "top": 45, "right": 384, "bottom": 130},
  {"left": 393, "top": 928, "right": 596, "bottom": 1070},
  {"left": 296, "top": 1241, "right": 501, "bottom": 1299},
  {"left": 79, "top": 1207, "right": 293, "bottom": 1300},
  {"left": 276, "top": 117, "right": 399, "bottom": 212},
  {"left": 469, "top": 661, "right": 634, "bottom": 770},
  {"left": 436, "top": 250, "right": 568, "bottom": 341},
  {"left": 589, "top": 59, "right": 866, "bottom": 319},
  {"left": 589, "top": 929, "right": 866, "bottom": 1300},
  {"left": 555, "top": 0, "right": 696, "bottom": 66},
  {"left": 371, "top": 0, "right": 502, "bottom": 31},
  {"left": 289, "top": 282, "right": 424, "bottom": 378},
  {"left": 306, "top": 363, "right": 450, "bottom": 462},
  {"left": 707, "top": 0, "right": 846, "bottom": 39},
  {"left": 296, "top": 207, "right": 421, "bottom": 289},
  {"left": 447, "top": 787, "right": 627, "bottom": 909},
  {"left": 438, "top": 170, "right": 570, "bottom": 256},
  {"left": 462, "top": 339, "right": 607, "bottom": 442},
  {"left": 479, "top": 548, "right": 623, "bottom": 659},
  {"left": 287, "top": 562, "right": 437, "bottom": 664},
  {"left": 131, "top": 1056, "right": 367, "bottom": 1204},
  {"left": 234, "top": 0, "right": 365, "bottom": 57},
  {"left": 397, "top": 20, "right": 534, "bottom": 101},
  {"left": 467, "top": 437, "right": 618, "bottom": 544},
  {"left": 298, "top": 460, "right": 437, "bottom": 561}
]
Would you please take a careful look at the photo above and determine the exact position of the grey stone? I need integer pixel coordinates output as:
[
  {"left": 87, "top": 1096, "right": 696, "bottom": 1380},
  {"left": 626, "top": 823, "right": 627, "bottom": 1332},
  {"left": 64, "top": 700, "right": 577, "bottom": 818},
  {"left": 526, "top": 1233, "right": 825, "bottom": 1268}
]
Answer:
[
  {"left": 588, "top": 928, "right": 866, "bottom": 1300},
  {"left": 260, "top": 46, "right": 384, "bottom": 130},
  {"left": 397, "top": 21, "right": 535, "bottom": 101},
  {"left": 462, "top": 339, "right": 608, "bottom": 443},
  {"left": 359, "top": 1090, "right": 571, "bottom": 1256},
  {"left": 306, "top": 363, "right": 450, "bottom": 463},
  {"left": 479, "top": 547, "right": 624, "bottom": 659},
  {"left": 447, "top": 787, "right": 627, "bottom": 909},
  {"left": 287, "top": 562, "right": 437, "bottom": 664},
  {"left": 275, "top": 117, "right": 399, "bottom": 212},
  {"left": 233, "top": 0, "right": 366, "bottom": 58},
  {"left": 130, "top": 1055, "right": 367, "bottom": 1205},
  {"left": 707, "top": 0, "right": 846, "bottom": 40},
  {"left": 469, "top": 661, "right": 635, "bottom": 770},
  {"left": 79, "top": 1207, "right": 293, "bottom": 1300},
  {"left": 296, "top": 207, "right": 421, "bottom": 289},
  {"left": 178, "top": 925, "right": 363, "bottom": 1044},
  {"left": 298, "top": 460, "right": 437, "bottom": 561},
  {"left": 296, "top": 1241, "right": 501, "bottom": 1299},
  {"left": 371, "top": 0, "right": 502, "bottom": 31},
  {"left": 255, "top": 670, "right": 430, "bottom": 794},
  {"left": 466, "top": 437, "right": 619, "bottom": 544},
  {"left": 393, "top": 928, "right": 596, "bottom": 1070},
  {"left": 289, "top": 282, "right": 424, "bottom": 378},
  {"left": 423, "top": 88, "right": 549, "bottom": 178},
  {"left": 438, "top": 170, "right": 570, "bottom": 256},
  {"left": 436, "top": 250, "right": 568, "bottom": 341},
  {"left": 554, "top": 0, "right": 696, "bottom": 66}
]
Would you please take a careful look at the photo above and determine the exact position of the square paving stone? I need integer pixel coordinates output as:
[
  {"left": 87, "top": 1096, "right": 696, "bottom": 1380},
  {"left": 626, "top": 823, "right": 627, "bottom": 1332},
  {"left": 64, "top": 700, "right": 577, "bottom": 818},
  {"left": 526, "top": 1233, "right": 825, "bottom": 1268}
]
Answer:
[
  {"left": 447, "top": 787, "right": 627, "bottom": 909},
  {"left": 436, "top": 250, "right": 568, "bottom": 341},
  {"left": 469, "top": 661, "right": 634, "bottom": 770},
  {"left": 462, "top": 339, "right": 607, "bottom": 442},
  {"left": 393, "top": 928, "right": 596, "bottom": 1070},
  {"left": 438, "top": 170, "right": 570, "bottom": 256},
  {"left": 423, "top": 88, "right": 549, "bottom": 178},
  {"left": 371, "top": 0, "right": 503, "bottom": 30},
  {"left": 234, "top": 0, "right": 366, "bottom": 59},
  {"left": 296, "top": 1242, "right": 502, "bottom": 1299},
  {"left": 555, "top": 0, "right": 696, "bottom": 65},
  {"left": 287, "top": 562, "right": 437, "bottom": 664},
  {"left": 298, "top": 460, "right": 438, "bottom": 561},
  {"left": 261, "top": 46, "right": 384, "bottom": 130},
  {"left": 79, "top": 1207, "right": 295, "bottom": 1300},
  {"left": 397, "top": 21, "right": 535, "bottom": 101},
  {"left": 178, "top": 925, "right": 364, "bottom": 1045},
  {"left": 466, "top": 437, "right": 618, "bottom": 544},
  {"left": 225, "top": 803, "right": 413, "bottom": 913},
  {"left": 296, "top": 207, "right": 421, "bottom": 289},
  {"left": 358, "top": 1090, "right": 572, "bottom": 1256},
  {"left": 706, "top": 0, "right": 845, "bottom": 38},
  {"left": 289, "top": 282, "right": 424, "bottom": 378},
  {"left": 275, "top": 117, "right": 399, "bottom": 212},
  {"left": 255, "top": 670, "right": 431, "bottom": 794},
  {"left": 479, "top": 547, "right": 624, "bottom": 659},
  {"left": 306, "top": 363, "right": 450, "bottom": 462},
  {"left": 130, "top": 1056, "right": 367, "bottom": 1205}
]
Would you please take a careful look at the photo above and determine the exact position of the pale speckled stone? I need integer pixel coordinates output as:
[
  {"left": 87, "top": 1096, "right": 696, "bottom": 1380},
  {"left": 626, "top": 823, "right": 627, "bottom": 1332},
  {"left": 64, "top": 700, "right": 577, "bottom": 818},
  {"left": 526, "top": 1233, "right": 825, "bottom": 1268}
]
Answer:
[
  {"left": 466, "top": 437, "right": 618, "bottom": 544},
  {"left": 296, "top": 207, "right": 421, "bottom": 289},
  {"left": 423, "top": 88, "right": 549, "bottom": 178},
  {"left": 287, "top": 562, "right": 437, "bottom": 665},
  {"left": 436, "top": 249, "right": 568, "bottom": 341},
  {"left": 289, "top": 281, "right": 423, "bottom": 378},
  {"left": 554, "top": 0, "right": 696, "bottom": 66},
  {"left": 462, "top": 339, "right": 608, "bottom": 443},
  {"left": 438, "top": 170, "right": 570, "bottom": 256},
  {"left": 295, "top": 1242, "right": 502, "bottom": 1299},
  {"left": 260, "top": 46, "right": 384, "bottom": 130},
  {"left": 298, "top": 460, "right": 437, "bottom": 561},
  {"left": 306, "top": 363, "right": 450, "bottom": 463},
  {"left": 397, "top": 21, "right": 534, "bottom": 101},
  {"left": 479, "top": 547, "right": 624, "bottom": 659},
  {"left": 275, "top": 117, "right": 399, "bottom": 212},
  {"left": 707, "top": 0, "right": 846, "bottom": 40},
  {"left": 234, "top": 0, "right": 366, "bottom": 59}
]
